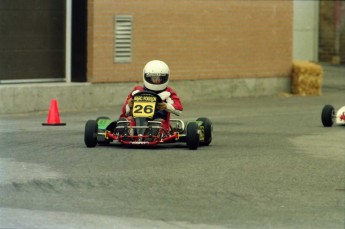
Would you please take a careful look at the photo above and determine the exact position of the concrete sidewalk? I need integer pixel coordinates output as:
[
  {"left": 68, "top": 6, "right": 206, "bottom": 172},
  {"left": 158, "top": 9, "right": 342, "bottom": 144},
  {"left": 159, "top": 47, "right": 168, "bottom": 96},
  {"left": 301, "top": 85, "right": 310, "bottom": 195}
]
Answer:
[
  {"left": 3, "top": 63, "right": 343, "bottom": 115},
  {"left": 0, "top": 75, "right": 291, "bottom": 114}
]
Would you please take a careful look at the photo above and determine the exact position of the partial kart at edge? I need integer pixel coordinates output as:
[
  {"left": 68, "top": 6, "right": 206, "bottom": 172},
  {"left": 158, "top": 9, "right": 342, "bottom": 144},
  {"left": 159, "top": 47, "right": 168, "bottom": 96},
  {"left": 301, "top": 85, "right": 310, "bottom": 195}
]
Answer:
[{"left": 321, "top": 104, "right": 345, "bottom": 127}]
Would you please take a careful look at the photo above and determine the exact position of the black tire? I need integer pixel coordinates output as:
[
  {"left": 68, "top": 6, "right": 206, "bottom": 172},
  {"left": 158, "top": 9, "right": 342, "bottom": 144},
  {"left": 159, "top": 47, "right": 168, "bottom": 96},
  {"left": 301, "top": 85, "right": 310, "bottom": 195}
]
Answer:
[
  {"left": 321, "top": 104, "right": 335, "bottom": 127},
  {"left": 186, "top": 122, "right": 200, "bottom": 150},
  {"left": 97, "top": 135, "right": 111, "bottom": 145},
  {"left": 84, "top": 120, "right": 98, "bottom": 147},
  {"left": 197, "top": 117, "right": 213, "bottom": 146}
]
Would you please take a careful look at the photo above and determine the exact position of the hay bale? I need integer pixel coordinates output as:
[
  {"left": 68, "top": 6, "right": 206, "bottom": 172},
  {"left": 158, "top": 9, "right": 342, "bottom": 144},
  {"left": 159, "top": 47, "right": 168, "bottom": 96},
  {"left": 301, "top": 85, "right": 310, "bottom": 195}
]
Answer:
[{"left": 291, "top": 61, "right": 323, "bottom": 96}]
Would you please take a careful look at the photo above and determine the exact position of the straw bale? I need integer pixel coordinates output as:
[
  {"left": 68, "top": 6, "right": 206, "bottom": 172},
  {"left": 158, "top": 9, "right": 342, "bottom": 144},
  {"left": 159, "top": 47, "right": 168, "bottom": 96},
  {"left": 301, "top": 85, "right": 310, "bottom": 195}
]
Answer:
[{"left": 291, "top": 61, "right": 323, "bottom": 96}]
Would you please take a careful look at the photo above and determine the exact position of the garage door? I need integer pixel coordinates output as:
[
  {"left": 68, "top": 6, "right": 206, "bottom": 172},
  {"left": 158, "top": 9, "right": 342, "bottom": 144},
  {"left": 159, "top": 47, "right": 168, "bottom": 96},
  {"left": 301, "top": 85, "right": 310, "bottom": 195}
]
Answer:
[{"left": 0, "top": 0, "right": 65, "bottom": 83}]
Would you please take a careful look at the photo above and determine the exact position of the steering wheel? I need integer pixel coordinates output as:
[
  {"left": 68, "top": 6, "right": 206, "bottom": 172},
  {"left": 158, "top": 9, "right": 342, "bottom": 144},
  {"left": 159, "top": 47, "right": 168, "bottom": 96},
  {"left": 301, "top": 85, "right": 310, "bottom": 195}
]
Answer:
[{"left": 132, "top": 91, "right": 162, "bottom": 103}]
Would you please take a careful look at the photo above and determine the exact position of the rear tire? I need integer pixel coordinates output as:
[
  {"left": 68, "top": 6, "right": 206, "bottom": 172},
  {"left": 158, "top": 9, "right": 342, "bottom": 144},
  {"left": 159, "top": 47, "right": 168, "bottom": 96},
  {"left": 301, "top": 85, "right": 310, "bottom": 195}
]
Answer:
[
  {"left": 84, "top": 120, "right": 98, "bottom": 147},
  {"left": 321, "top": 105, "right": 334, "bottom": 127},
  {"left": 186, "top": 122, "right": 200, "bottom": 150},
  {"left": 197, "top": 117, "right": 212, "bottom": 146}
]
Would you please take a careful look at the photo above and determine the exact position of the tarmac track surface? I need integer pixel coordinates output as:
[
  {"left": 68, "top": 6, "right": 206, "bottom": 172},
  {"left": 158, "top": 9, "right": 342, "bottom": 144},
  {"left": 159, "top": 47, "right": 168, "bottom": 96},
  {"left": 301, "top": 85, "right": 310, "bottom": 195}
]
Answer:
[{"left": 0, "top": 66, "right": 344, "bottom": 229}]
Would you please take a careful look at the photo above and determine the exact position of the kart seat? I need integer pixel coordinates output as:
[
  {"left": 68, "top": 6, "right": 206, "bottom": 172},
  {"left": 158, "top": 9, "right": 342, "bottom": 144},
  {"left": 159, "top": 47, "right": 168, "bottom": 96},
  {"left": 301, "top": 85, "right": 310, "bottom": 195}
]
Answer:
[{"left": 170, "top": 119, "right": 185, "bottom": 133}]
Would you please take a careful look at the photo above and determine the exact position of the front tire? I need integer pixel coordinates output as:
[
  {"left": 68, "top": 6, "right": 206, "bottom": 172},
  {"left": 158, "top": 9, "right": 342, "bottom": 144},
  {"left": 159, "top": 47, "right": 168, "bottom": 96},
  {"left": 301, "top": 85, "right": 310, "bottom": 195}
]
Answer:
[
  {"left": 84, "top": 120, "right": 98, "bottom": 147},
  {"left": 197, "top": 117, "right": 213, "bottom": 146},
  {"left": 186, "top": 122, "right": 200, "bottom": 150},
  {"left": 321, "top": 105, "right": 335, "bottom": 127}
]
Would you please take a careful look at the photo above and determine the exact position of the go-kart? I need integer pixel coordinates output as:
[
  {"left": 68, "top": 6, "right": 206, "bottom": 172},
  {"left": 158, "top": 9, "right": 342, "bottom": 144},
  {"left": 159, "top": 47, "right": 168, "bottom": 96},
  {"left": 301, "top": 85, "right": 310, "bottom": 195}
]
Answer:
[
  {"left": 321, "top": 104, "right": 345, "bottom": 127},
  {"left": 84, "top": 91, "right": 212, "bottom": 150}
]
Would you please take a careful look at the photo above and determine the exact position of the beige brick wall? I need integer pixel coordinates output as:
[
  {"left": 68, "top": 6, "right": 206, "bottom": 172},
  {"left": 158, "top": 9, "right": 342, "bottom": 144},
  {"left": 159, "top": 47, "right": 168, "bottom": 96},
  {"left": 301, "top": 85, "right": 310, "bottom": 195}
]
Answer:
[{"left": 87, "top": 0, "right": 292, "bottom": 83}]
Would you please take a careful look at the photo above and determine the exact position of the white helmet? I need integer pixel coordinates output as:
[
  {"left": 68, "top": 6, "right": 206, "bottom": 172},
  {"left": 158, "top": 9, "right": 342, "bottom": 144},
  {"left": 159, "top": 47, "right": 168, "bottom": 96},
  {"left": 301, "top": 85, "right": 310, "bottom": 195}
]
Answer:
[{"left": 143, "top": 60, "right": 170, "bottom": 91}]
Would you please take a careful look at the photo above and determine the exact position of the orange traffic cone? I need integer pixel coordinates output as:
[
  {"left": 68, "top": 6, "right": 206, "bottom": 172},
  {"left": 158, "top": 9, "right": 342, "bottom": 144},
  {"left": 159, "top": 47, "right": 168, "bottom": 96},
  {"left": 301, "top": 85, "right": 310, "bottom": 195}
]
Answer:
[{"left": 42, "top": 99, "right": 66, "bottom": 126}]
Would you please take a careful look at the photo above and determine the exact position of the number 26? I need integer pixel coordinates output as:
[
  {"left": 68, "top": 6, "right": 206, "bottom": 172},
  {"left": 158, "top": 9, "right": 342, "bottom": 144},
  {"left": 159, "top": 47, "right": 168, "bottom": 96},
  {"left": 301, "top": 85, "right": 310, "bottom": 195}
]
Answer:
[{"left": 134, "top": 105, "right": 153, "bottom": 114}]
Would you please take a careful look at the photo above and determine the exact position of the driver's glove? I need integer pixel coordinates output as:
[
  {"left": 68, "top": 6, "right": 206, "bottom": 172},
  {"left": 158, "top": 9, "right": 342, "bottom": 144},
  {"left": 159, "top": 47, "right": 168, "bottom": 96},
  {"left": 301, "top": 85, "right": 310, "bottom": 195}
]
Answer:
[
  {"left": 127, "top": 98, "right": 134, "bottom": 108},
  {"left": 125, "top": 98, "right": 134, "bottom": 116},
  {"left": 157, "top": 102, "right": 167, "bottom": 111}
]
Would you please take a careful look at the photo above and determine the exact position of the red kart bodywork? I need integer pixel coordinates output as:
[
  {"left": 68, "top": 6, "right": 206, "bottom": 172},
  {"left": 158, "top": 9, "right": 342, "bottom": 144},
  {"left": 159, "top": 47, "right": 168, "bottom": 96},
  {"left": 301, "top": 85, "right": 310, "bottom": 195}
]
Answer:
[{"left": 104, "top": 119, "right": 181, "bottom": 145}]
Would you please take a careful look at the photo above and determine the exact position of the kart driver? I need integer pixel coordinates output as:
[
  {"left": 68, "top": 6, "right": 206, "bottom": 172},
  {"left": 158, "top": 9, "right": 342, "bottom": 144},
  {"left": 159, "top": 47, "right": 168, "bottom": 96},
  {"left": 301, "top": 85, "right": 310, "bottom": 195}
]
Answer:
[{"left": 119, "top": 60, "right": 183, "bottom": 126}]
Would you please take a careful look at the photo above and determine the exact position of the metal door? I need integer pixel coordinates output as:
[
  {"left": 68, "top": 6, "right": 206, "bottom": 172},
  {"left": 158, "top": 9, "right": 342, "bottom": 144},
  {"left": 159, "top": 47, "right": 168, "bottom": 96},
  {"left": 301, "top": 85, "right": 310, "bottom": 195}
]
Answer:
[{"left": 0, "top": 0, "right": 65, "bottom": 83}]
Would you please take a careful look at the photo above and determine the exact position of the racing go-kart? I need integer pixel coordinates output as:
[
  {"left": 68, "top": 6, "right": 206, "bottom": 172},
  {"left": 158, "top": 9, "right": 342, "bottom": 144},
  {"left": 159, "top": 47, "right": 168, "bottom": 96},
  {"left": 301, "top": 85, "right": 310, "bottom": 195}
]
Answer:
[
  {"left": 321, "top": 104, "right": 345, "bottom": 127},
  {"left": 84, "top": 91, "right": 212, "bottom": 150}
]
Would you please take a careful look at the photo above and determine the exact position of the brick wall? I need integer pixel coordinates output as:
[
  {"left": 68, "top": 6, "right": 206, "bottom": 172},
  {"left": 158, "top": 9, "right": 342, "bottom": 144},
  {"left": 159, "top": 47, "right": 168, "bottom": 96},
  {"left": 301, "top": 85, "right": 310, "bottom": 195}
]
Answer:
[
  {"left": 319, "top": 1, "right": 345, "bottom": 63},
  {"left": 87, "top": 0, "right": 292, "bottom": 83}
]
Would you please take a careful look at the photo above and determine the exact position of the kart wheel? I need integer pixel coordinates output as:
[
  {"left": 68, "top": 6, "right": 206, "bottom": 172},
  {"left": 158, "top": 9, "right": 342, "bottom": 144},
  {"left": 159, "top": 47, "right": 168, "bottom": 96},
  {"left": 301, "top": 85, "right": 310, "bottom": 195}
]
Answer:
[
  {"left": 97, "top": 134, "right": 111, "bottom": 145},
  {"left": 197, "top": 117, "right": 213, "bottom": 146},
  {"left": 186, "top": 122, "right": 200, "bottom": 150},
  {"left": 84, "top": 120, "right": 98, "bottom": 147},
  {"left": 321, "top": 104, "right": 335, "bottom": 127}
]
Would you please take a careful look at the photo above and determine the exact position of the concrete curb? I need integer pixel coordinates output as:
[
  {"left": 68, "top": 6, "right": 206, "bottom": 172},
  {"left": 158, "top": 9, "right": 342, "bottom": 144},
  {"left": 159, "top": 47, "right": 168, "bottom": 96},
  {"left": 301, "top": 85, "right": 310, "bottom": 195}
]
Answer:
[{"left": 0, "top": 77, "right": 290, "bottom": 114}]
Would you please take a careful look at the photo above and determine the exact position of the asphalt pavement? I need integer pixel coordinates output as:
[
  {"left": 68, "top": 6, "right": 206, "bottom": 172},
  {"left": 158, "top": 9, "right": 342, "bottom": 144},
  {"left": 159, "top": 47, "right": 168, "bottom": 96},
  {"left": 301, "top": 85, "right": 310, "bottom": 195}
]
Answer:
[{"left": 0, "top": 64, "right": 344, "bottom": 229}]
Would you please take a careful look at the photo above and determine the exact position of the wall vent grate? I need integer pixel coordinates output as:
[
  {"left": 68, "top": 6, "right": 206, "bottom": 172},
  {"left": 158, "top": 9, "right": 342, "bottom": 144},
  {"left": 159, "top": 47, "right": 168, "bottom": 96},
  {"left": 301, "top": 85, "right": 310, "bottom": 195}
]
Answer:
[{"left": 114, "top": 15, "right": 132, "bottom": 63}]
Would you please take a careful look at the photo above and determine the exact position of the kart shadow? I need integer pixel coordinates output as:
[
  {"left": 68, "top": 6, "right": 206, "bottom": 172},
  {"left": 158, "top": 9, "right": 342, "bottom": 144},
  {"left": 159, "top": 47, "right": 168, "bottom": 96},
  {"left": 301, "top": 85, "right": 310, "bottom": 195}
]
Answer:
[{"left": 98, "top": 142, "right": 191, "bottom": 151}]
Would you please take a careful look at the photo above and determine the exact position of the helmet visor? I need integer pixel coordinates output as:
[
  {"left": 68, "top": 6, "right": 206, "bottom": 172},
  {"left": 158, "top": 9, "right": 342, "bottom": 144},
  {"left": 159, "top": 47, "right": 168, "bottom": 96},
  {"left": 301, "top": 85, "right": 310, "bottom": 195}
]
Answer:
[{"left": 144, "top": 73, "right": 169, "bottom": 85}]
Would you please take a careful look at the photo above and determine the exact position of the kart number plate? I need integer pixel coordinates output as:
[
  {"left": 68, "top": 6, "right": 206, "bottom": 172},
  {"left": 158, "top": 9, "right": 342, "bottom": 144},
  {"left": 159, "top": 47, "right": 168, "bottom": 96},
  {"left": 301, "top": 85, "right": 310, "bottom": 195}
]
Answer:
[{"left": 133, "top": 95, "right": 157, "bottom": 119}]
